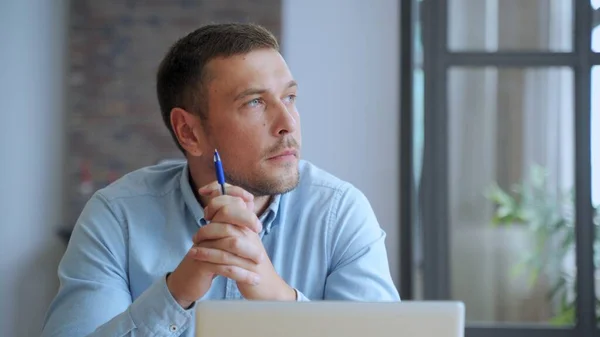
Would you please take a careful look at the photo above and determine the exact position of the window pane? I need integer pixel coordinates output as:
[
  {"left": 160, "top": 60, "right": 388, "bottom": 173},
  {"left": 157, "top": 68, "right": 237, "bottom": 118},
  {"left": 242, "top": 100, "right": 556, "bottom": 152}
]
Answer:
[
  {"left": 448, "top": 67, "right": 576, "bottom": 325},
  {"left": 448, "top": 0, "right": 572, "bottom": 52},
  {"left": 413, "top": 0, "right": 425, "bottom": 301},
  {"left": 592, "top": 66, "right": 600, "bottom": 325},
  {"left": 593, "top": 1, "right": 600, "bottom": 52}
]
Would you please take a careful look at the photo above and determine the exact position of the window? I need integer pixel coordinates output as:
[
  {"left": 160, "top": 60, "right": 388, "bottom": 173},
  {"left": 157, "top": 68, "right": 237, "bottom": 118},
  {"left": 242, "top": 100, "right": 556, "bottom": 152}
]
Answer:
[{"left": 400, "top": 0, "right": 599, "bottom": 335}]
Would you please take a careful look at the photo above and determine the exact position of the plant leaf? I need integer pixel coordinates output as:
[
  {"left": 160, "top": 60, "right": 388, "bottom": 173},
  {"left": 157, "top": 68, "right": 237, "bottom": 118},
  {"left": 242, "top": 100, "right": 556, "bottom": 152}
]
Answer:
[
  {"left": 548, "top": 277, "right": 567, "bottom": 301},
  {"left": 549, "top": 305, "right": 575, "bottom": 326}
]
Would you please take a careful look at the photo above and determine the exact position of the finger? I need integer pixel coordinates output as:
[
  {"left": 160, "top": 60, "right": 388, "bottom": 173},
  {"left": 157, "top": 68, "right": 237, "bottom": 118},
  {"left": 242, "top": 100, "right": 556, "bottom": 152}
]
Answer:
[
  {"left": 203, "top": 262, "right": 260, "bottom": 286},
  {"left": 208, "top": 188, "right": 255, "bottom": 212},
  {"left": 198, "top": 180, "right": 222, "bottom": 195},
  {"left": 199, "top": 181, "right": 254, "bottom": 202},
  {"left": 188, "top": 246, "right": 257, "bottom": 269},
  {"left": 204, "top": 195, "right": 246, "bottom": 219},
  {"left": 199, "top": 237, "right": 265, "bottom": 264},
  {"left": 204, "top": 196, "right": 262, "bottom": 233},
  {"left": 193, "top": 222, "right": 241, "bottom": 244}
]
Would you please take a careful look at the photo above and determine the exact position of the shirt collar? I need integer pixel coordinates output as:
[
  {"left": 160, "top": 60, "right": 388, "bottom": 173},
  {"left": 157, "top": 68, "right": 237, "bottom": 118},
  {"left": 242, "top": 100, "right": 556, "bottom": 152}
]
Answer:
[
  {"left": 260, "top": 193, "right": 281, "bottom": 234},
  {"left": 179, "top": 163, "right": 205, "bottom": 225},
  {"left": 179, "top": 162, "right": 282, "bottom": 233}
]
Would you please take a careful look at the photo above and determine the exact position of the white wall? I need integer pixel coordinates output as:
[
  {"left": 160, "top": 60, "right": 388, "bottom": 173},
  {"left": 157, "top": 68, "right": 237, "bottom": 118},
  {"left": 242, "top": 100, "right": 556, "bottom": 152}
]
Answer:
[
  {"left": 0, "top": 1, "right": 68, "bottom": 336},
  {"left": 282, "top": 0, "right": 400, "bottom": 284}
]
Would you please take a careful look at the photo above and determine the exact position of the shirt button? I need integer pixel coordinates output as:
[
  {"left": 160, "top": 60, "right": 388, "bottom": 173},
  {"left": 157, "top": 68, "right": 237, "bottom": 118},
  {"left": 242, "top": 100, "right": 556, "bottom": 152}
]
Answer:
[{"left": 169, "top": 324, "right": 178, "bottom": 332}]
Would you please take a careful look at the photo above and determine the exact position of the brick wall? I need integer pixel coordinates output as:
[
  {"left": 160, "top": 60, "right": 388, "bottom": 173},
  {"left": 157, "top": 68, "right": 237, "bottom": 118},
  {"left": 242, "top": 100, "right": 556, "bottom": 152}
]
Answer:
[{"left": 66, "top": 0, "right": 281, "bottom": 226}]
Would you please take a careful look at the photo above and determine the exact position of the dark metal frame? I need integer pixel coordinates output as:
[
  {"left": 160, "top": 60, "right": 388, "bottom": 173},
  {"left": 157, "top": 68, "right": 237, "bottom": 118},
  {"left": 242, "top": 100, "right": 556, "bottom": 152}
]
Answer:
[
  {"left": 399, "top": 0, "right": 415, "bottom": 300},
  {"left": 399, "top": 0, "right": 598, "bottom": 336}
]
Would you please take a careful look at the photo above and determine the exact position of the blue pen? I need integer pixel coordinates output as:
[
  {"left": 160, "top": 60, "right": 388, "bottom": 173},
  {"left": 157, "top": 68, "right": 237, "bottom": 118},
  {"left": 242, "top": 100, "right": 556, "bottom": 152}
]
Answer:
[{"left": 213, "top": 149, "right": 226, "bottom": 195}]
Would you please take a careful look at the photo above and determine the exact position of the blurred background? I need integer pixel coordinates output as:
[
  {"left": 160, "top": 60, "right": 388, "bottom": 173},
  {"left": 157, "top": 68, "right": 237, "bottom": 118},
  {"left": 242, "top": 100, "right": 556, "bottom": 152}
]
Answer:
[{"left": 0, "top": 0, "right": 598, "bottom": 337}]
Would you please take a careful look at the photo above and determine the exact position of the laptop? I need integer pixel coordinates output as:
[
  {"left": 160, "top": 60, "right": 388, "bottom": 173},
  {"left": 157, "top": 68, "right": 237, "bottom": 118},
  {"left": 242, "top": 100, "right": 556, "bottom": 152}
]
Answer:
[{"left": 195, "top": 301, "right": 465, "bottom": 337}]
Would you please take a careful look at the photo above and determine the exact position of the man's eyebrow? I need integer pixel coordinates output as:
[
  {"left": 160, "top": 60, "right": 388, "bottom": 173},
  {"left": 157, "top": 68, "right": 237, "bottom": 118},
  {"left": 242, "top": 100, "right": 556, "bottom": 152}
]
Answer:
[
  {"left": 233, "top": 88, "right": 266, "bottom": 101},
  {"left": 233, "top": 80, "right": 298, "bottom": 101},
  {"left": 286, "top": 80, "right": 298, "bottom": 89}
]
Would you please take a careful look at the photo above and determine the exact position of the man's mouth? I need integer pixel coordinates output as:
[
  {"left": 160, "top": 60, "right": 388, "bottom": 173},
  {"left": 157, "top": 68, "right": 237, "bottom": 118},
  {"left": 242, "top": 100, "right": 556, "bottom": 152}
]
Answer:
[{"left": 267, "top": 148, "right": 298, "bottom": 160}]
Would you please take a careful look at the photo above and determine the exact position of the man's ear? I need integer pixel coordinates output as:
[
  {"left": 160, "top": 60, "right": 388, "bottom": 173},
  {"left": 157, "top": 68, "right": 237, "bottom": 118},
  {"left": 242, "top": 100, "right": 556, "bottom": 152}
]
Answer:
[{"left": 170, "top": 107, "right": 206, "bottom": 157}]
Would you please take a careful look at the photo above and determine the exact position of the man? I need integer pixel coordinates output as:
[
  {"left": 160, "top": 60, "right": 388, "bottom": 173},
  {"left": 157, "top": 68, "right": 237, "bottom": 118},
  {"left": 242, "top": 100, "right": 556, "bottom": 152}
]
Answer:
[{"left": 41, "top": 23, "right": 399, "bottom": 337}]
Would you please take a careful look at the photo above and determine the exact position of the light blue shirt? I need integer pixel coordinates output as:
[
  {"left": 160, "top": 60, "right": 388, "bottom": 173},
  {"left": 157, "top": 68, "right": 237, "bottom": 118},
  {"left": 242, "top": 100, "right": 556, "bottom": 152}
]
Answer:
[{"left": 41, "top": 160, "right": 399, "bottom": 337}]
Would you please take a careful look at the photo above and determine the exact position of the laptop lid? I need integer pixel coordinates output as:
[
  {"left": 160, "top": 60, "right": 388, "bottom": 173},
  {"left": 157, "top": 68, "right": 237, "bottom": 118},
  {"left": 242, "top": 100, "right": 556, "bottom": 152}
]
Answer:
[{"left": 195, "top": 301, "right": 465, "bottom": 337}]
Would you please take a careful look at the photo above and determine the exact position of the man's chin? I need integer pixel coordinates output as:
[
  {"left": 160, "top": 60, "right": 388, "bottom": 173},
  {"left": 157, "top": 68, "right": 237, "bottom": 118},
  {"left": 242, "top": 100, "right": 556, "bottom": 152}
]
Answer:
[
  {"left": 252, "top": 168, "right": 300, "bottom": 196},
  {"left": 275, "top": 174, "right": 300, "bottom": 194},
  {"left": 226, "top": 161, "right": 300, "bottom": 196}
]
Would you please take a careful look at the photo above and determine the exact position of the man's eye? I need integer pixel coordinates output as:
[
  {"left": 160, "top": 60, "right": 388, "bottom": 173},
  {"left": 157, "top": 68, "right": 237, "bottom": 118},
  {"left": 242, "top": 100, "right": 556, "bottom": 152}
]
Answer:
[
  {"left": 246, "top": 98, "right": 262, "bottom": 108},
  {"left": 283, "top": 95, "right": 296, "bottom": 104}
]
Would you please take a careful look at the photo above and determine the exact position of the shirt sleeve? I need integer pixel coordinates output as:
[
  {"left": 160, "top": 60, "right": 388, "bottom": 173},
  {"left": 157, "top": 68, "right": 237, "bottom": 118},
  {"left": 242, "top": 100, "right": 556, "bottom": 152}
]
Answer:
[
  {"left": 41, "top": 192, "right": 194, "bottom": 337},
  {"left": 323, "top": 184, "right": 401, "bottom": 301},
  {"left": 294, "top": 288, "right": 310, "bottom": 301}
]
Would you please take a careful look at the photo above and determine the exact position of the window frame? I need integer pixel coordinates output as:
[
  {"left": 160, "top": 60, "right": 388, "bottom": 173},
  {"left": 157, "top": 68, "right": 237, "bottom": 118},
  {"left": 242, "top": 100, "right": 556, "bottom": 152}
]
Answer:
[{"left": 398, "top": 0, "right": 598, "bottom": 336}]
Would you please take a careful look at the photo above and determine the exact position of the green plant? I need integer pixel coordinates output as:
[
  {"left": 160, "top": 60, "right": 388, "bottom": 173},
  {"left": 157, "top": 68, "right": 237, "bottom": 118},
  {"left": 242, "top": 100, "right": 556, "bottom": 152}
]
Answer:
[{"left": 486, "top": 164, "right": 600, "bottom": 325}]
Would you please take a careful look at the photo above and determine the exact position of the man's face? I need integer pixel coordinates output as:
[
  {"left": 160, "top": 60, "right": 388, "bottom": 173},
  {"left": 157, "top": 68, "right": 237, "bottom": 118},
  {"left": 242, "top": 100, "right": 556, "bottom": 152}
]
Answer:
[{"left": 199, "top": 48, "right": 302, "bottom": 196}]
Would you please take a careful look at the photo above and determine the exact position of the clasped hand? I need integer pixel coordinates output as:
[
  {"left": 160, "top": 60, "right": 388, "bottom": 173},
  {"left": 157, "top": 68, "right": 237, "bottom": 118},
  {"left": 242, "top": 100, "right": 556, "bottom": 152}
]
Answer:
[{"left": 167, "top": 182, "right": 295, "bottom": 308}]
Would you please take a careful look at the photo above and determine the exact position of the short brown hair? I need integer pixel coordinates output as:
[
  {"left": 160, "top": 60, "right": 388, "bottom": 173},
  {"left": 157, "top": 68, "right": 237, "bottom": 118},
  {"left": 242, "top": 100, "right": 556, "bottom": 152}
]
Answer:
[{"left": 156, "top": 23, "right": 280, "bottom": 152}]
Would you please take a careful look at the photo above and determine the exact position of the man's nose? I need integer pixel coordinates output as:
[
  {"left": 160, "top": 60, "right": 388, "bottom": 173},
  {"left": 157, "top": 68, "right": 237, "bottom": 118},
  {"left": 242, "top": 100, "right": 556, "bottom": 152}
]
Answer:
[{"left": 272, "top": 101, "right": 297, "bottom": 136}]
